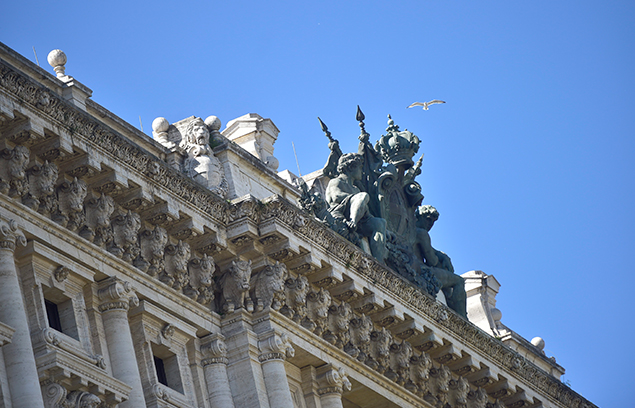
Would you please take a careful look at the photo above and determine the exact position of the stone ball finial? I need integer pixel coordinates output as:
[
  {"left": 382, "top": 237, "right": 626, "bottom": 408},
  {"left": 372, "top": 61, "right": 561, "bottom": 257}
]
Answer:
[
  {"left": 205, "top": 115, "right": 221, "bottom": 131},
  {"left": 152, "top": 117, "right": 170, "bottom": 133},
  {"left": 490, "top": 307, "right": 502, "bottom": 322},
  {"left": 47, "top": 49, "right": 67, "bottom": 78},
  {"left": 531, "top": 336, "right": 545, "bottom": 351}
]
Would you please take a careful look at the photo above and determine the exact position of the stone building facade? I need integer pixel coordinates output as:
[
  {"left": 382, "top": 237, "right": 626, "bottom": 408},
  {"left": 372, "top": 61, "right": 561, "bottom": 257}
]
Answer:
[{"left": 0, "top": 42, "right": 595, "bottom": 408}]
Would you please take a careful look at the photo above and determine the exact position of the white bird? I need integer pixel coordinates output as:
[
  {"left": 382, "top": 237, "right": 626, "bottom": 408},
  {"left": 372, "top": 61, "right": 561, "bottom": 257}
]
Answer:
[{"left": 407, "top": 100, "right": 446, "bottom": 110}]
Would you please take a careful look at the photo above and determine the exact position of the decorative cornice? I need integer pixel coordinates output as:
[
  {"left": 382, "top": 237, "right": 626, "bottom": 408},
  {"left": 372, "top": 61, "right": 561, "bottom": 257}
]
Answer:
[{"left": 0, "top": 57, "right": 597, "bottom": 408}]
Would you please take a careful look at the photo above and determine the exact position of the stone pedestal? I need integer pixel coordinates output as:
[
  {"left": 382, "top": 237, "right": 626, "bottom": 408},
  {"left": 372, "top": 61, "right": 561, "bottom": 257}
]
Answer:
[
  {"left": 0, "top": 220, "right": 45, "bottom": 407},
  {"left": 98, "top": 278, "right": 146, "bottom": 407},
  {"left": 258, "top": 332, "right": 295, "bottom": 408},
  {"left": 201, "top": 333, "right": 235, "bottom": 408}
]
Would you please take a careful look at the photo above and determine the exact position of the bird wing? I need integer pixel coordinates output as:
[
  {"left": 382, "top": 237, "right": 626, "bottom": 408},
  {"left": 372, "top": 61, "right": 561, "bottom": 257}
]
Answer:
[
  {"left": 407, "top": 102, "right": 425, "bottom": 109},
  {"left": 427, "top": 100, "right": 446, "bottom": 105}
]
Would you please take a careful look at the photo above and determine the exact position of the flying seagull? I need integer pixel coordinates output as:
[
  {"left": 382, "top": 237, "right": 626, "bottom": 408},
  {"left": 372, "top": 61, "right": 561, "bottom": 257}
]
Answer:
[{"left": 407, "top": 100, "right": 446, "bottom": 110}]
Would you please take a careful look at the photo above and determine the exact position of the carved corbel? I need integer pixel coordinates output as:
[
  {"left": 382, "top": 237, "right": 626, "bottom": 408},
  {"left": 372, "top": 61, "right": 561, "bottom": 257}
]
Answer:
[
  {"left": 323, "top": 302, "right": 352, "bottom": 348},
  {"left": 449, "top": 376, "right": 470, "bottom": 407},
  {"left": 201, "top": 333, "right": 228, "bottom": 366},
  {"left": 24, "top": 160, "right": 59, "bottom": 215},
  {"left": 316, "top": 364, "right": 352, "bottom": 397},
  {"left": 302, "top": 288, "right": 331, "bottom": 336},
  {"left": 80, "top": 193, "right": 115, "bottom": 247},
  {"left": 386, "top": 340, "right": 413, "bottom": 386},
  {"left": 250, "top": 261, "right": 287, "bottom": 312},
  {"left": 160, "top": 240, "right": 191, "bottom": 291},
  {"left": 183, "top": 254, "right": 215, "bottom": 305},
  {"left": 345, "top": 313, "right": 373, "bottom": 362},
  {"left": 134, "top": 225, "right": 168, "bottom": 276},
  {"left": 258, "top": 332, "right": 294, "bottom": 363},
  {"left": 279, "top": 274, "right": 309, "bottom": 323},
  {"left": 109, "top": 210, "right": 141, "bottom": 263},
  {"left": 97, "top": 278, "right": 139, "bottom": 312},
  {"left": 0, "top": 145, "right": 30, "bottom": 198},
  {"left": 52, "top": 177, "right": 87, "bottom": 231}
]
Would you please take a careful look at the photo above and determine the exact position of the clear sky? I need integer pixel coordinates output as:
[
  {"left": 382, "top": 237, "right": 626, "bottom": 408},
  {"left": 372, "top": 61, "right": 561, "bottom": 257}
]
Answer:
[{"left": 3, "top": 1, "right": 634, "bottom": 406}]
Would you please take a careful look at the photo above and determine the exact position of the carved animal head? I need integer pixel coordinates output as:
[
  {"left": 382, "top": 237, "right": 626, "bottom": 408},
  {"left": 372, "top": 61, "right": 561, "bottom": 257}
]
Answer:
[
  {"left": 261, "top": 262, "right": 287, "bottom": 292},
  {"left": 230, "top": 259, "right": 252, "bottom": 291},
  {"left": 411, "top": 352, "right": 433, "bottom": 382},
  {"left": 8, "top": 145, "right": 29, "bottom": 179},
  {"left": 350, "top": 314, "right": 373, "bottom": 345},
  {"left": 141, "top": 226, "right": 168, "bottom": 260},
  {"left": 28, "top": 161, "right": 58, "bottom": 196},
  {"left": 87, "top": 194, "right": 115, "bottom": 228},
  {"left": 371, "top": 328, "right": 393, "bottom": 357},
  {"left": 330, "top": 302, "right": 352, "bottom": 332},
  {"left": 184, "top": 117, "right": 210, "bottom": 146},
  {"left": 307, "top": 288, "right": 331, "bottom": 319},
  {"left": 112, "top": 210, "right": 141, "bottom": 246},
  {"left": 189, "top": 254, "right": 215, "bottom": 288},
  {"left": 67, "top": 178, "right": 88, "bottom": 212},
  {"left": 391, "top": 341, "right": 413, "bottom": 370},
  {"left": 285, "top": 275, "right": 309, "bottom": 306},
  {"left": 166, "top": 240, "right": 191, "bottom": 273}
]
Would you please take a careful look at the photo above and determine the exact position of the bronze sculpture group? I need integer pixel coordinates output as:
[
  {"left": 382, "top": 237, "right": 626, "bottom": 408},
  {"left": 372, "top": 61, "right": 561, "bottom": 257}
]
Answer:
[{"left": 301, "top": 107, "right": 466, "bottom": 319}]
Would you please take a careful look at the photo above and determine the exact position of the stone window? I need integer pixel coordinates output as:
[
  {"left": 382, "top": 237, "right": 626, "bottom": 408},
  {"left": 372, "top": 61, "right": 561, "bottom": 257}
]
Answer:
[
  {"left": 152, "top": 344, "right": 184, "bottom": 393},
  {"left": 43, "top": 289, "right": 79, "bottom": 341}
]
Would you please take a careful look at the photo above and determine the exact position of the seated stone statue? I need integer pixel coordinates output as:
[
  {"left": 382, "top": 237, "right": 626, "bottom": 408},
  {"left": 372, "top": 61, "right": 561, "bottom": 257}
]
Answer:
[
  {"left": 325, "top": 153, "right": 387, "bottom": 262},
  {"left": 415, "top": 205, "right": 466, "bottom": 318}
]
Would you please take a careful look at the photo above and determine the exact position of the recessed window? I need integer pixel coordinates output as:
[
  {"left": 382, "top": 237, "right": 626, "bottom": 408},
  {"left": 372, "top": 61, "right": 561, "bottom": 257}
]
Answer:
[
  {"left": 154, "top": 355, "right": 169, "bottom": 387},
  {"left": 45, "top": 299, "right": 62, "bottom": 332},
  {"left": 152, "top": 344, "right": 184, "bottom": 393},
  {"left": 43, "top": 293, "right": 79, "bottom": 341}
]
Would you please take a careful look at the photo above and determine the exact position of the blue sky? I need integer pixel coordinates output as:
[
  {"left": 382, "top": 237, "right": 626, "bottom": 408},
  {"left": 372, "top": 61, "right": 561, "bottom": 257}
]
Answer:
[{"left": 3, "top": 1, "right": 634, "bottom": 406}]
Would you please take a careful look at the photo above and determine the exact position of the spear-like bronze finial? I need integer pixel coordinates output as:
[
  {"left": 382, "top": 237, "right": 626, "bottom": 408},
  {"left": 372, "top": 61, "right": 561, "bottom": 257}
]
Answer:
[
  {"left": 317, "top": 117, "right": 334, "bottom": 142},
  {"left": 356, "top": 105, "right": 369, "bottom": 140}
]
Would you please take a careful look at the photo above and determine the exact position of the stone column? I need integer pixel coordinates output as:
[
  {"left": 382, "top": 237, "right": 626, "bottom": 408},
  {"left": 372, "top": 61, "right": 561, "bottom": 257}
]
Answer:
[
  {"left": 98, "top": 278, "right": 146, "bottom": 407},
  {"left": 316, "top": 365, "right": 352, "bottom": 408},
  {"left": 258, "top": 332, "right": 295, "bottom": 408},
  {"left": 0, "top": 220, "right": 45, "bottom": 407},
  {"left": 201, "top": 333, "right": 235, "bottom": 408}
]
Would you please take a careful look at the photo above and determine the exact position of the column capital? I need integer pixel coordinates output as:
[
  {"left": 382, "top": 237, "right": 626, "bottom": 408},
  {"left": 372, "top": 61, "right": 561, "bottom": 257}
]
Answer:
[
  {"left": 201, "top": 333, "right": 228, "bottom": 366},
  {"left": 97, "top": 277, "right": 139, "bottom": 312},
  {"left": 0, "top": 219, "right": 26, "bottom": 252},
  {"left": 258, "top": 331, "right": 294, "bottom": 362},
  {"left": 316, "top": 364, "right": 351, "bottom": 396}
]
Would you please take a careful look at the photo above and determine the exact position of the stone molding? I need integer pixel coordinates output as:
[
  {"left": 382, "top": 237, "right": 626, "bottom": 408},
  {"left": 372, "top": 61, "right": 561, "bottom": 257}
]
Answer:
[{"left": 0, "top": 57, "right": 597, "bottom": 408}]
